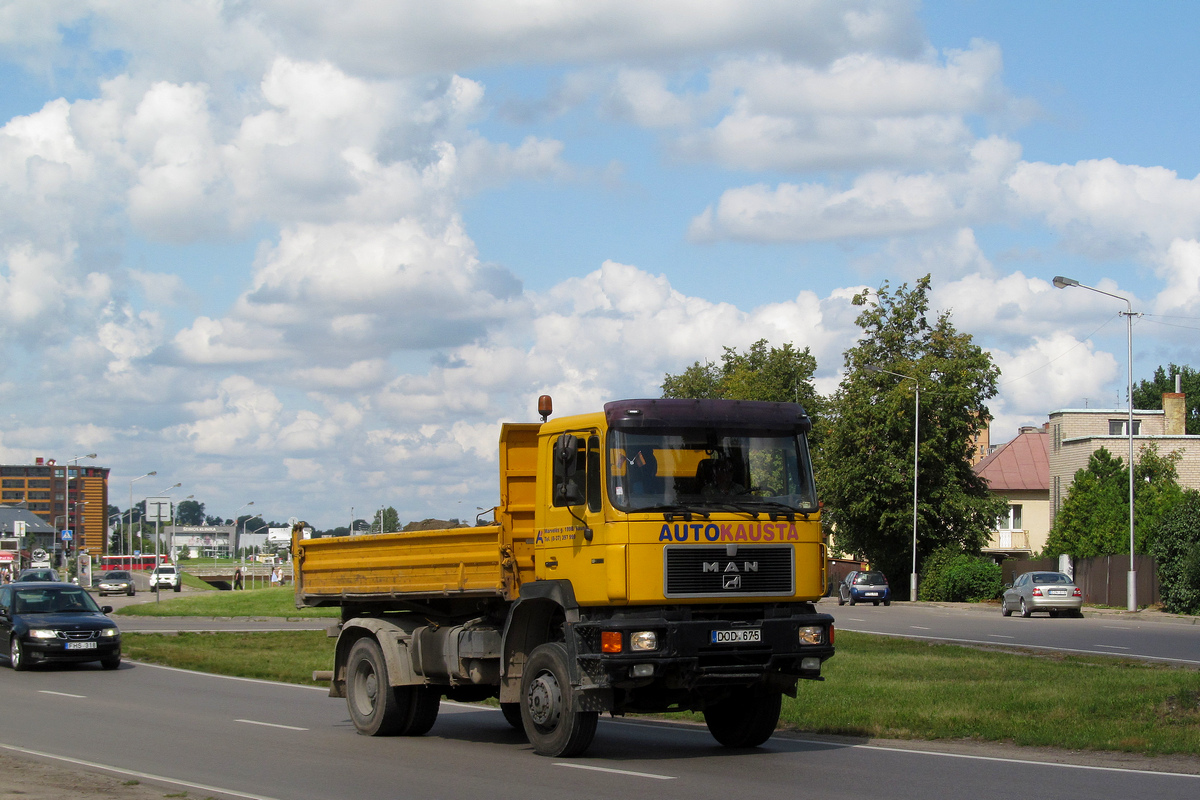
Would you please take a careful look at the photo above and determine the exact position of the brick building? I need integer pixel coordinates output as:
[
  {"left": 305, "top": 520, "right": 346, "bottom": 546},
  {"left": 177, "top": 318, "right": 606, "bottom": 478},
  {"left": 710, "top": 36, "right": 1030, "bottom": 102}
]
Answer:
[
  {"left": 1047, "top": 393, "right": 1200, "bottom": 528},
  {"left": 974, "top": 425, "right": 1050, "bottom": 559}
]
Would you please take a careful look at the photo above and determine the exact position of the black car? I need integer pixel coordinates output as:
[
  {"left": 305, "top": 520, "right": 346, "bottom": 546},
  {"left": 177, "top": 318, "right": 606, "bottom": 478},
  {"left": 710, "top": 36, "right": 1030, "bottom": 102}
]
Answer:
[
  {"left": 0, "top": 582, "right": 121, "bottom": 671},
  {"left": 95, "top": 570, "right": 136, "bottom": 597}
]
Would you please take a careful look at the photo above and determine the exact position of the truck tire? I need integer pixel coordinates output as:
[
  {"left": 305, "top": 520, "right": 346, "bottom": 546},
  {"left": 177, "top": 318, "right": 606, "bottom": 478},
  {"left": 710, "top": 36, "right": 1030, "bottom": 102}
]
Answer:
[
  {"left": 501, "top": 702, "right": 525, "bottom": 730},
  {"left": 520, "top": 642, "right": 598, "bottom": 757},
  {"left": 397, "top": 687, "right": 441, "bottom": 736},
  {"left": 703, "top": 688, "right": 782, "bottom": 748},
  {"left": 346, "top": 638, "right": 404, "bottom": 735}
]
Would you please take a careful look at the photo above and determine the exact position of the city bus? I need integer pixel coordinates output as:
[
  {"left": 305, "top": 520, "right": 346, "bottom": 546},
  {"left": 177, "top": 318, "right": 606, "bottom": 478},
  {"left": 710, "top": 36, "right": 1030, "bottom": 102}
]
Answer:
[{"left": 99, "top": 554, "right": 169, "bottom": 571}]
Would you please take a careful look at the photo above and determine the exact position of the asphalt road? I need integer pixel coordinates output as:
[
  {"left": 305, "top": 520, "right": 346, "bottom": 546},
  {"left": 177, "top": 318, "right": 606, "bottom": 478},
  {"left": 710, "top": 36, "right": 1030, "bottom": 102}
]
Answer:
[
  {"left": 820, "top": 597, "right": 1200, "bottom": 666},
  {"left": 1, "top": 658, "right": 1198, "bottom": 800}
]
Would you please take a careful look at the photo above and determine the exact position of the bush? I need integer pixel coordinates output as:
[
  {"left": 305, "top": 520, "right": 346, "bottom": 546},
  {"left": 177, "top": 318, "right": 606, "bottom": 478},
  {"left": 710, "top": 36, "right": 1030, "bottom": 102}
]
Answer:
[
  {"left": 919, "top": 546, "right": 1002, "bottom": 602},
  {"left": 1149, "top": 490, "right": 1200, "bottom": 614}
]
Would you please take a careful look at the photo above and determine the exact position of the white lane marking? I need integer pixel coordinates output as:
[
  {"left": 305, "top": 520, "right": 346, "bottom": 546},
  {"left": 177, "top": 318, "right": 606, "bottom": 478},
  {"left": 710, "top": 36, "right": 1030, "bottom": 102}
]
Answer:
[
  {"left": 0, "top": 742, "right": 286, "bottom": 800},
  {"left": 130, "top": 660, "right": 328, "bottom": 690},
  {"left": 987, "top": 635, "right": 1016, "bottom": 640},
  {"left": 236, "top": 718, "right": 308, "bottom": 731},
  {"left": 555, "top": 763, "right": 676, "bottom": 780},
  {"left": 910, "top": 626, "right": 931, "bottom": 630},
  {"left": 1103, "top": 625, "right": 1134, "bottom": 631},
  {"left": 1094, "top": 644, "right": 1131, "bottom": 650},
  {"left": 38, "top": 690, "right": 86, "bottom": 699}
]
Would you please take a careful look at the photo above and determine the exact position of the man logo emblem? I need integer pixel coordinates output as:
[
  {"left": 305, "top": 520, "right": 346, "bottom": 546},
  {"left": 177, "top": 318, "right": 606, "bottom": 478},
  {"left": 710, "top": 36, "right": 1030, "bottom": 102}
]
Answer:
[{"left": 723, "top": 574, "right": 742, "bottom": 589}]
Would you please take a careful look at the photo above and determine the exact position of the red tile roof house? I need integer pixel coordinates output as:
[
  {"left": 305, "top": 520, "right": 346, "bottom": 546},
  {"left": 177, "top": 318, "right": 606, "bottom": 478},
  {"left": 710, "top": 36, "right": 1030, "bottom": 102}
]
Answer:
[{"left": 974, "top": 425, "right": 1050, "bottom": 559}]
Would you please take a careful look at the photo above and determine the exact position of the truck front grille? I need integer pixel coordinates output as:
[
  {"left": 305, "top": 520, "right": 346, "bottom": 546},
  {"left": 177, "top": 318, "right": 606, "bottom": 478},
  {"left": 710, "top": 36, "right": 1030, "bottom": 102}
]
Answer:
[{"left": 664, "top": 545, "right": 793, "bottom": 597}]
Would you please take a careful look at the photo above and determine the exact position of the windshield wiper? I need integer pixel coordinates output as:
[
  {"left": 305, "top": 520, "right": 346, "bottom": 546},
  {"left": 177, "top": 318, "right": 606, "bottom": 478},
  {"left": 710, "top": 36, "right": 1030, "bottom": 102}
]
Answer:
[{"left": 629, "top": 504, "right": 711, "bottom": 521}]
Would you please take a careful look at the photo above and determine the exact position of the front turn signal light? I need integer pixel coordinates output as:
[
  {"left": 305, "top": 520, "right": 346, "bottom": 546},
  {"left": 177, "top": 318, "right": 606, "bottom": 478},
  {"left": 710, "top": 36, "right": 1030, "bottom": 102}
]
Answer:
[{"left": 601, "top": 631, "right": 623, "bottom": 653}]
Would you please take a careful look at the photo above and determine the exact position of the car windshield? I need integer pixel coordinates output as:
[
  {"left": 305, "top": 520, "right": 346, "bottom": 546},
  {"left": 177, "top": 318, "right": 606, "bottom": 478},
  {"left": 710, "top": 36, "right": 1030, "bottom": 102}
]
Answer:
[
  {"left": 1032, "top": 572, "right": 1072, "bottom": 585},
  {"left": 157, "top": 567, "right": 176, "bottom": 574},
  {"left": 854, "top": 572, "right": 886, "bottom": 585},
  {"left": 13, "top": 586, "right": 102, "bottom": 614},
  {"left": 103, "top": 571, "right": 131, "bottom": 580},
  {"left": 18, "top": 570, "right": 56, "bottom": 581},
  {"left": 608, "top": 428, "right": 817, "bottom": 513}
]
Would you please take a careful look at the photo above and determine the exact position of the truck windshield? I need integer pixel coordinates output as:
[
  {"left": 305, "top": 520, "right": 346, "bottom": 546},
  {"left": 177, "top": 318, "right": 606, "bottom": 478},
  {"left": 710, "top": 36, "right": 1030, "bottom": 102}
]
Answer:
[{"left": 608, "top": 428, "right": 817, "bottom": 514}]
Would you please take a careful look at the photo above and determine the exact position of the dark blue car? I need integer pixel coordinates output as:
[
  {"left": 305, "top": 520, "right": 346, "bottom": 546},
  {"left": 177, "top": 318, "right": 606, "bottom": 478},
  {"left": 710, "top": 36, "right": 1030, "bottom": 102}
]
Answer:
[
  {"left": 837, "top": 570, "right": 891, "bottom": 606},
  {"left": 0, "top": 582, "right": 121, "bottom": 671}
]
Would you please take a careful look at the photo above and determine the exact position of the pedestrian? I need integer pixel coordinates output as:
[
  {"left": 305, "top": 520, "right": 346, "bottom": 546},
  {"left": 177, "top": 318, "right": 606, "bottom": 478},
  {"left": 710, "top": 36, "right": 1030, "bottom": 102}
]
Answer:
[
  {"left": 233, "top": 567, "right": 243, "bottom": 590},
  {"left": 270, "top": 565, "right": 281, "bottom": 586}
]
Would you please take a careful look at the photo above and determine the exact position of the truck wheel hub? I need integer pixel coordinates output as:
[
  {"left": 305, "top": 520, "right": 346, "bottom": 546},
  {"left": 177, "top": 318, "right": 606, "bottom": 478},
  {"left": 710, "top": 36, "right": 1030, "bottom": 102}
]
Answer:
[{"left": 527, "top": 672, "right": 562, "bottom": 727}]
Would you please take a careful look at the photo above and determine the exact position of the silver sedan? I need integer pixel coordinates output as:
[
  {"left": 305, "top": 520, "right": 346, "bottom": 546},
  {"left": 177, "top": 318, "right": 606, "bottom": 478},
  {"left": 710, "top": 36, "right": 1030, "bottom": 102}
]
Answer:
[{"left": 1001, "top": 571, "right": 1083, "bottom": 618}]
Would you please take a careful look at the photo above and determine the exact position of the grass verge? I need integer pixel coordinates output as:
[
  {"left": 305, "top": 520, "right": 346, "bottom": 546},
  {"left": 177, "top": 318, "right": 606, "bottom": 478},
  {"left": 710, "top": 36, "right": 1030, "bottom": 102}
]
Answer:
[
  {"left": 116, "top": 586, "right": 339, "bottom": 618},
  {"left": 121, "top": 627, "right": 1200, "bottom": 757}
]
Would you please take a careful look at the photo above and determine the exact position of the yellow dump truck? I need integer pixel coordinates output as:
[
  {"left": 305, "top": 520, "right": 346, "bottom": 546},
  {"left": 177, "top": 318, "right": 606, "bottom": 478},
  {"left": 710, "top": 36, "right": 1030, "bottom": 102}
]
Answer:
[{"left": 293, "top": 397, "right": 834, "bottom": 757}]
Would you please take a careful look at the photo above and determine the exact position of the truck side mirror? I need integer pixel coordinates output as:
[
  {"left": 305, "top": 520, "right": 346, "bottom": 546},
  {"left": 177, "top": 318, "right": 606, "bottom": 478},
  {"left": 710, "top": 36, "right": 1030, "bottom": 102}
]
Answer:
[{"left": 553, "top": 435, "right": 585, "bottom": 506}]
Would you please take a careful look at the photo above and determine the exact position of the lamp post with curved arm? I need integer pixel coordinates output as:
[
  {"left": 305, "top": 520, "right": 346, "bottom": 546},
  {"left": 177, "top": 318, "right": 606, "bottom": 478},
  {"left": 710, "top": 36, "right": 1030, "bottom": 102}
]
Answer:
[
  {"left": 128, "top": 471, "right": 156, "bottom": 560},
  {"left": 233, "top": 501, "right": 254, "bottom": 560},
  {"left": 1053, "top": 275, "right": 1139, "bottom": 612},
  {"left": 865, "top": 364, "right": 921, "bottom": 602}
]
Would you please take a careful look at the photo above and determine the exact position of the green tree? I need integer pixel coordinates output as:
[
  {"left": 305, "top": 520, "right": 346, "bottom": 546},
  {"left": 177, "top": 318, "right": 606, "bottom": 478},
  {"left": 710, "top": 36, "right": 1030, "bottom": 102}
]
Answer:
[
  {"left": 372, "top": 507, "right": 400, "bottom": 534},
  {"left": 662, "top": 339, "right": 823, "bottom": 440},
  {"left": 175, "top": 499, "right": 205, "bottom": 526},
  {"left": 1043, "top": 443, "right": 1185, "bottom": 557},
  {"left": 1149, "top": 491, "right": 1200, "bottom": 614},
  {"left": 821, "top": 276, "right": 1004, "bottom": 595},
  {"left": 1132, "top": 363, "right": 1200, "bottom": 434}
]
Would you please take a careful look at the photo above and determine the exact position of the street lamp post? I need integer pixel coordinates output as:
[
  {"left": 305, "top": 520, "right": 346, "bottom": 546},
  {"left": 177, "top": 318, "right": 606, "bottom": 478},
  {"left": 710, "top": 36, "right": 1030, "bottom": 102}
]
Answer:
[
  {"left": 233, "top": 501, "right": 255, "bottom": 560},
  {"left": 1053, "top": 275, "right": 1139, "bottom": 612},
  {"left": 128, "top": 471, "right": 157, "bottom": 562},
  {"left": 63, "top": 453, "right": 96, "bottom": 557},
  {"left": 865, "top": 364, "right": 921, "bottom": 602}
]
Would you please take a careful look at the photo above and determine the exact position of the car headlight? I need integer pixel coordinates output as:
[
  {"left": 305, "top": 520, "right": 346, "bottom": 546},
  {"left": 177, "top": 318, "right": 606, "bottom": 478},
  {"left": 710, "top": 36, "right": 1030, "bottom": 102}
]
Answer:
[
  {"left": 798, "top": 626, "right": 824, "bottom": 645},
  {"left": 28, "top": 629, "right": 57, "bottom": 639},
  {"left": 100, "top": 628, "right": 118, "bottom": 638}
]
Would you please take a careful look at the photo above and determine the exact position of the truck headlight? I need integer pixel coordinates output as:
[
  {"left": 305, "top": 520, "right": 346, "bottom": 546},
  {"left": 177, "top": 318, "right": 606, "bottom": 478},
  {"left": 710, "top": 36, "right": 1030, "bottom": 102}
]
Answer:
[
  {"left": 630, "top": 631, "right": 658, "bottom": 651},
  {"left": 798, "top": 626, "right": 823, "bottom": 645},
  {"left": 29, "top": 629, "right": 57, "bottom": 639}
]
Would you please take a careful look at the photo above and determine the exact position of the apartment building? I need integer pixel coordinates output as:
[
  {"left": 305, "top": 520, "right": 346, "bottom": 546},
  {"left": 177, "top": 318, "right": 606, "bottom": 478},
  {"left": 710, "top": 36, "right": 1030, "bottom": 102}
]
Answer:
[{"left": 0, "top": 458, "right": 110, "bottom": 556}]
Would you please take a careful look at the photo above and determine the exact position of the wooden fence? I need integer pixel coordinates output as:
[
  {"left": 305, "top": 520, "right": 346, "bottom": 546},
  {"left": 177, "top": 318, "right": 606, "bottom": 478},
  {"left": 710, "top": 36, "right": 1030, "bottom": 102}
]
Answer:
[{"left": 1001, "top": 554, "right": 1160, "bottom": 608}]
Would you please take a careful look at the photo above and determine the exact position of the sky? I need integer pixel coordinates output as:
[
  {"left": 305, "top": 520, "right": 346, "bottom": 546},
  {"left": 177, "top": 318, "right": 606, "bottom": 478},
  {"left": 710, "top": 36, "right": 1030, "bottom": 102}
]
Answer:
[{"left": 2, "top": 0, "right": 1199, "bottom": 530}]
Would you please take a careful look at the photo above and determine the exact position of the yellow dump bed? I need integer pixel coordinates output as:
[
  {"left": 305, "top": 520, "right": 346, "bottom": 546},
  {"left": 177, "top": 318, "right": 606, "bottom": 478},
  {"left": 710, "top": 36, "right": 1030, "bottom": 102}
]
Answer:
[{"left": 294, "top": 423, "right": 539, "bottom": 608}]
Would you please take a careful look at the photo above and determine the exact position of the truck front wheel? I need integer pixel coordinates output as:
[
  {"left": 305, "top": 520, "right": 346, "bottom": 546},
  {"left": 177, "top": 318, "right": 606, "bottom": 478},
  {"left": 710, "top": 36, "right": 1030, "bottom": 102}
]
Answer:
[
  {"left": 703, "top": 688, "right": 782, "bottom": 748},
  {"left": 521, "top": 642, "right": 598, "bottom": 757}
]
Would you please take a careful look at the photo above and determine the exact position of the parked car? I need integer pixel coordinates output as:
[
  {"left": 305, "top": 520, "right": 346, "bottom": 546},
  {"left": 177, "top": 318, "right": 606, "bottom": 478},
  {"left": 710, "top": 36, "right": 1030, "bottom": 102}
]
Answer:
[
  {"left": 95, "top": 570, "right": 136, "bottom": 597},
  {"left": 15, "top": 568, "right": 60, "bottom": 582},
  {"left": 0, "top": 582, "right": 121, "bottom": 670},
  {"left": 838, "top": 570, "right": 891, "bottom": 606},
  {"left": 148, "top": 564, "right": 181, "bottom": 592},
  {"left": 1001, "top": 571, "right": 1083, "bottom": 618}
]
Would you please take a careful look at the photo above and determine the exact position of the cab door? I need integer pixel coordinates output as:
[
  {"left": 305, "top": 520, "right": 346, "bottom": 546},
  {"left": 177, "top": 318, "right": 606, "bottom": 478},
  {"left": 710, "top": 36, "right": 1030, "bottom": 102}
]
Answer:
[{"left": 538, "top": 430, "right": 613, "bottom": 604}]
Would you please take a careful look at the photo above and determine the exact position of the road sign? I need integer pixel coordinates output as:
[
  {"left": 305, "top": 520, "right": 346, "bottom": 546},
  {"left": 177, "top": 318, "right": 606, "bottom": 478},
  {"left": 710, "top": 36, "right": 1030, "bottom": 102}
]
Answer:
[
  {"left": 146, "top": 497, "right": 172, "bottom": 523},
  {"left": 61, "top": 530, "right": 72, "bottom": 541}
]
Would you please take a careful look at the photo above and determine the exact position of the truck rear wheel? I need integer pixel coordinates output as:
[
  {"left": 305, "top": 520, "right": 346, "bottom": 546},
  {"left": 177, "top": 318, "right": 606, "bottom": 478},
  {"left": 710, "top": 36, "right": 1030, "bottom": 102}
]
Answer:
[
  {"left": 399, "top": 687, "right": 441, "bottom": 736},
  {"left": 703, "top": 688, "right": 782, "bottom": 748},
  {"left": 347, "top": 638, "right": 403, "bottom": 735},
  {"left": 521, "top": 642, "right": 598, "bottom": 757}
]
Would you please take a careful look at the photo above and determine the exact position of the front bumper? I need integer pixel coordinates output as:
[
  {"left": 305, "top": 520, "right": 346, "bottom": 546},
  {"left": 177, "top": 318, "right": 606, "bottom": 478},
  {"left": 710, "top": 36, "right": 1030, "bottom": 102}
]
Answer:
[
  {"left": 23, "top": 637, "right": 121, "bottom": 664},
  {"left": 573, "top": 607, "right": 834, "bottom": 693}
]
